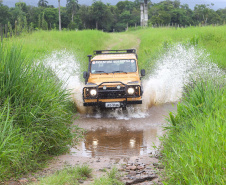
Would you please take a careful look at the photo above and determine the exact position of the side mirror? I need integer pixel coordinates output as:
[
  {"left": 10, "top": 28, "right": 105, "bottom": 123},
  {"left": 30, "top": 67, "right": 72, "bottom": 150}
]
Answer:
[
  {"left": 83, "top": 71, "right": 88, "bottom": 79},
  {"left": 141, "top": 69, "right": 145, "bottom": 77}
]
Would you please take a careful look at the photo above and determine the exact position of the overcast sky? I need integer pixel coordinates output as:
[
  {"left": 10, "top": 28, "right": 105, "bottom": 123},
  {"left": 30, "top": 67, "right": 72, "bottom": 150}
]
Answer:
[{"left": 2, "top": 0, "right": 226, "bottom": 10}]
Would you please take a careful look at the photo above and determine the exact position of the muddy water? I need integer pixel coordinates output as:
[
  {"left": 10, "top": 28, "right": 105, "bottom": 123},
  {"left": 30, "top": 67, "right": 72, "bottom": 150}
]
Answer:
[{"left": 71, "top": 103, "right": 177, "bottom": 158}]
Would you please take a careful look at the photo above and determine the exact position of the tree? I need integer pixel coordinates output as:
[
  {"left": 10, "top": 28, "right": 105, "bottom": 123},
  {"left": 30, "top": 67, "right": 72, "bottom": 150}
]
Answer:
[
  {"left": 194, "top": 4, "right": 211, "bottom": 25},
  {"left": 216, "top": 8, "right": 226, "bottom": 24},
  {"left": 149, "top": 3, "right": 171, "bottom": 25},
  {"left": 44, "top": 8, "right": 57, "bottom": 29},
  {"left": 0, "top": 4, "right": 10, "bottom": 25},
  {"left": 91, "top": 1, "right": 106, "bottom": 30},
  {"left": 60, "top": 7, "right": 70, "bottom": 28},
  {"left": 26, "top": 6, "right": 42, "bottom": 28},
  {"left": 207, "top": 9, "right": 222, "bottom": 24},
  {"left": 78, "top": 5, "right": 91, "bottom": 29},
  {"left": 15, "top": 2, "right": 27, "bottom": 13},
  {"left": 58, "top": 0, "right": 61, "bottom": 31},
  {"left": 42, "top": 12, "right": 48, "bottom": 30},
  {"left": 38, "top": 0, "right": 48, "bottom": 7},
  {"left": 66, "top": 0, "right": 79, "bottom": 22}
]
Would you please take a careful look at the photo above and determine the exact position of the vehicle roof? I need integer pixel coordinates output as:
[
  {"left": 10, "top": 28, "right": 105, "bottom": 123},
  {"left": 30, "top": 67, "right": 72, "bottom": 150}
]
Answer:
[{"left": 92, "top": 54, "right": 137, "bottom": 61}]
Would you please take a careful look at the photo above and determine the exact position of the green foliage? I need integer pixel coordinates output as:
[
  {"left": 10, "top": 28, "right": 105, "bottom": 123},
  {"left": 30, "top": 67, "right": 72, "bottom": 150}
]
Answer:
[
  {"left": 76, "top": 164, "right": 92, "bottom": 178},
  {"left": 1, "top": 0, "right": 226, "bottom": 33},
  {"left": 34, "top": 165, "right": 92, "bottom": 185},
  {"left": 0, "top": 3, "right": 10, "bottom": 25},
  {"left": 68, "top": 21, "right": 77, "bottom": 30},
  {"left": 0, "top": 44, "right": 81, "bottom": 180},
  {"left": 161, "top": 78, "right": 226, "bottom": 184},
  {"left": 66, "top": 0, "right": 79, "bottom": 22},
  {"left": 42, "top": 12, "right": 48, "bottom": 30},
  {"left": 92, "top": 167, "right": 123, "bottom": 185},
  {"left": 0, "top": 103, "right": 32, "bottom": 179},
  {"left": 38, "top": 0, "right": 48, "bottom": 8},
  {"left": 44, "top": 8, "right": 57, "bottom": 28}
]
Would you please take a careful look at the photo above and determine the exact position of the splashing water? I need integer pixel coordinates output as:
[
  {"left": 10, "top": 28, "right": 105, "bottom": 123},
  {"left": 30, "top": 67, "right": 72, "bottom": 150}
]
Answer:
[
  {"left": 42, "top": 45, "right": 223, "bottom": 118},
  {"left": 86, "top": 106, "right": 147, "bottom": 120},
  {"left": 142, "top": 44, "right": 223, "bottom": 109},
  {"left": 42, "top": 50, "right": 86, "bottom": 113}
]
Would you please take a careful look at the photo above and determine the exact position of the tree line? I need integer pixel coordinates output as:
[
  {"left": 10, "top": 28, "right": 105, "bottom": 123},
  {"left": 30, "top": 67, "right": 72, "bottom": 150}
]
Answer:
[{"left": 0, "top": 0, "right": 226, "bottom": 33}]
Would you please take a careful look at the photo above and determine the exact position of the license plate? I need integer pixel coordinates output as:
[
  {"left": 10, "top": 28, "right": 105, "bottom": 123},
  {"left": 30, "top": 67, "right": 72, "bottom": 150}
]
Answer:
[{"left": 105, "top": 102, "right": 120, "bottom": 108}]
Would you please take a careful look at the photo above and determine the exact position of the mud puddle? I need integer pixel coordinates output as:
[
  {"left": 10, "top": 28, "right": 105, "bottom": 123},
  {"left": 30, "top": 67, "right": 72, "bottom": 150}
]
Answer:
[
  {"left": 43, "top": 103, "right": 176, "bottom": 185},
  {"left": 71, "top": 103, "right": 177, "bottom": 158}
]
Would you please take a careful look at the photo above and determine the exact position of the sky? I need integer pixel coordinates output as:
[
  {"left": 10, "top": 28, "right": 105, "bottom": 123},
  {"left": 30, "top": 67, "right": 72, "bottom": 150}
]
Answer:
[{"left": 2, "top": 0, "right": 226, "bottom": 10}]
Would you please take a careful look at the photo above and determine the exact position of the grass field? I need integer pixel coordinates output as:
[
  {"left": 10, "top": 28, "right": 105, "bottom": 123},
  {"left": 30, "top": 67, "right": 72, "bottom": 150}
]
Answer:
[
  {"left": 0, "top": 26, "right": 225, "bottom": 182},
  {"left": 133, "top": 25, "right": 226, "bottom": 70}
]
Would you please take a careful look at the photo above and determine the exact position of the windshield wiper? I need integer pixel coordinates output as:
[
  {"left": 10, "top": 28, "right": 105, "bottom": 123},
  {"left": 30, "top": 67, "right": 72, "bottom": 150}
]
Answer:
[
  {"left": 95, "top": 71, "right": 108, "bottom": 74},
  {"left": 112, "top": 71, "right": 127, "bottom": 74}
]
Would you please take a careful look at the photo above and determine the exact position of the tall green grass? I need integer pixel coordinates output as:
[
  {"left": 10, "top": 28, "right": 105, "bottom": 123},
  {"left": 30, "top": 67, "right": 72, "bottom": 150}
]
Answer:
[
  {"left": 161, "top": 78, "right": 226, "bottom": 184},
  {"left": 0, "top": 44, "right": 80, "bottom": 180}
]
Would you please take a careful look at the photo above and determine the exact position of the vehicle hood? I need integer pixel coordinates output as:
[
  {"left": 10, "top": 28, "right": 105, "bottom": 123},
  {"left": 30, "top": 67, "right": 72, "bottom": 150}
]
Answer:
[{"left": 88, "top": 73, "right": 140, "bottom": 85}]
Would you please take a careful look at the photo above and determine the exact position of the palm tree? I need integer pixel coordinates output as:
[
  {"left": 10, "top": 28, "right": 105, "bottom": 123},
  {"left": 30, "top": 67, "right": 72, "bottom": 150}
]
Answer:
[
  {"left": 58, "top": 0, "right": 61, "bottom": 31},
  {"left": 38, "top": 0, "right": 48, "bottom": 7}
]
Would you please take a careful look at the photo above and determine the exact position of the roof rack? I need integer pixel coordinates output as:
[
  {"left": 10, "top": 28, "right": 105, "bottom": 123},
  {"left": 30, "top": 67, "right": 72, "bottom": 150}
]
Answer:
[{"left": 94, "top": 49, "right": 137, "bottom": 56}]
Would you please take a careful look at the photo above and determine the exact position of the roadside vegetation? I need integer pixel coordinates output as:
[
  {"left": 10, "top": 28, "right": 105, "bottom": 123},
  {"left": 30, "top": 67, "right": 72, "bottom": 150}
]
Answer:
[
  {"left": 29, "top": 166, "right": 122, "bottom": 185},
  {"left": 0, "top": 44, "right": 84, "bottom": 180},
  {"left": 161, "top": 78, "right": 225, "bottom": 184},
  {"left": 31, "top": 165, "right": 92, "bottom": 185},
  {"left": 134, "top": 26, "right": 225, "bottom": 184}
]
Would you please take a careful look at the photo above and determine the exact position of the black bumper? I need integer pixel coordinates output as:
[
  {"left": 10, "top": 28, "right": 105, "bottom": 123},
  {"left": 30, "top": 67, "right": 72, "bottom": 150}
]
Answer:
[{"left": 83, "top": 100, "right": 142, "bottom": 107}]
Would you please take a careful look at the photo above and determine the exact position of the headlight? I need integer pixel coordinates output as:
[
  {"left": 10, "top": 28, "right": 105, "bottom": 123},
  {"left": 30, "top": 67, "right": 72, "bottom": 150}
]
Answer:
[
  {"left": 127, "top": 87, "right": 135, "bottom": 95},
  {"left": 90, "top": 89, "right": 97, "bottom": 96}
]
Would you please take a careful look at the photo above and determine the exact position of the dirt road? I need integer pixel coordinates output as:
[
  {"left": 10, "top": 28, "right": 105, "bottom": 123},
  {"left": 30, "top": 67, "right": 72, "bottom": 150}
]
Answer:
[{"left": 42, "top": 103, "right": 176, "bottom": 184}]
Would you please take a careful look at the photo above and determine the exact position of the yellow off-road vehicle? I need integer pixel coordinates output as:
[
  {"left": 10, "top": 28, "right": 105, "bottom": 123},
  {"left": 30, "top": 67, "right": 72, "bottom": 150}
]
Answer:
[{"left": 83, "top": 49, "right": 145, "bottom": 109}]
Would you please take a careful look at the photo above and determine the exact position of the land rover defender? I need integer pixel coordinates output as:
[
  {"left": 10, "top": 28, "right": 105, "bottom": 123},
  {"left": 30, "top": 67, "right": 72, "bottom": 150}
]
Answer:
[{"left": 83, "top": 49, "right": 145, "bottom": 108}]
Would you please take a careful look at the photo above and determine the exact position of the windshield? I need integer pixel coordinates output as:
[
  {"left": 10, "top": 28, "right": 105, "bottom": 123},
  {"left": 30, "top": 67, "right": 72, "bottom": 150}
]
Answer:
[{"left": 91, "top": 59, "right": 137, "bottom": 74}]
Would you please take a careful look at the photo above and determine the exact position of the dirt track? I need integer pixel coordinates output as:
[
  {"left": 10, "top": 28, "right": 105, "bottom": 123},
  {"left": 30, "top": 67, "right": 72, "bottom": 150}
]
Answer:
[{"left": 36, "top": 103, "right": 177, "bottom": 184}]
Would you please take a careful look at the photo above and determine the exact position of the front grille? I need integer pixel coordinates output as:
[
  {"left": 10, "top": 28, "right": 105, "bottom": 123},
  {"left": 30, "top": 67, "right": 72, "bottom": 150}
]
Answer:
[{"left": 98, "top": 87, "right": 126, "bottom": 99}]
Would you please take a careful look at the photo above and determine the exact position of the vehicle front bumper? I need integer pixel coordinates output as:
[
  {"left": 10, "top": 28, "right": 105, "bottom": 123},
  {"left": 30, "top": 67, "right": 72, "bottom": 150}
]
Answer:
[{"left": 83, "top": 100, "right": 142, "bottom": 107}]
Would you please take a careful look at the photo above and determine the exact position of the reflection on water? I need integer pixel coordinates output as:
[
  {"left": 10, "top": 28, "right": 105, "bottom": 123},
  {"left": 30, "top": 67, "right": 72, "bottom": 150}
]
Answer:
[
  {"left": 85, "top": 128, "right": 143, "bottom": 157},
  {"left": 71, "top": 103, "right": 177, "bottom": 157}
]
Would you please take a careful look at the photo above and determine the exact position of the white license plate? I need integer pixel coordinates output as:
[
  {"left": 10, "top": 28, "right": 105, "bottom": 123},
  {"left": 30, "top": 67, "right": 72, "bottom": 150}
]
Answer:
[{"left": 105, "top": 102, "right": 120, "bottom": 108}]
